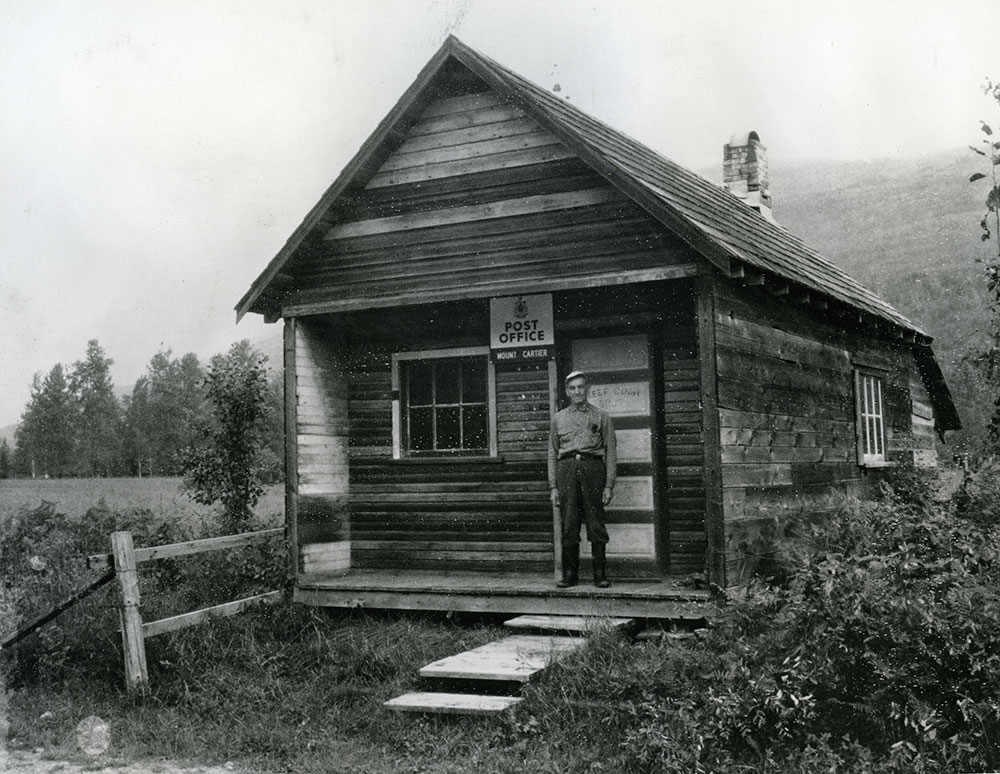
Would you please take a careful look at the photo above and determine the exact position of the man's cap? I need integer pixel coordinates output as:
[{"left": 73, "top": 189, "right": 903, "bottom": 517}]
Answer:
[{"left": 564, "top": 370, "right": 588, "bottom": 384}]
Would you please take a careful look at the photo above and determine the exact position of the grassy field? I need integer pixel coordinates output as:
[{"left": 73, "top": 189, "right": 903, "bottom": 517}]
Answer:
[{"left": 0, "top": 476, "right": 284, "bottom": 529}]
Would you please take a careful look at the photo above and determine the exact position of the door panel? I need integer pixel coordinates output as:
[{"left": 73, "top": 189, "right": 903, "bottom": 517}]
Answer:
[{"left": 567, "top": 333, "right": 660, "bottom": 576}]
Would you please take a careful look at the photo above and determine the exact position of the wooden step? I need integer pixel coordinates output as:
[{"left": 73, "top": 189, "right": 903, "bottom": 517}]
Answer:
[
  {"left": 418, "top": 635, "right": 585, "bottom": 683},
  {"left": 503, "top": 614, "right": 636, "bottom": 634},
  {"left": 385, "top": 691, "right": 522, "bottom": 715}
]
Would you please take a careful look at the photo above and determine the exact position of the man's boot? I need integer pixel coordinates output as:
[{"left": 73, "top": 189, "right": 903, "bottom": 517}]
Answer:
[
  {"left": 593, "top": 542, "right": 610, "bottom": 588},
  {"left": 556, "top": 543, "right": 579, "bottom": 587}
]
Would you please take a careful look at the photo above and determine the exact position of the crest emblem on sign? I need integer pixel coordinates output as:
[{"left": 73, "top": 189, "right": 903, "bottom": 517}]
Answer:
[{"left": 514, "top": 296, "right": 529, "bottom": 319}]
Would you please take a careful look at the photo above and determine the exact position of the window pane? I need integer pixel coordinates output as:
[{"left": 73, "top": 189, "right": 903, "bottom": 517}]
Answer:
[
  {"left": 408, "top": 362, "right": 433, "bottom": 406},
  {"left": 436, "top": 406, "right": 461, "bottom": 449},
  {"left": 874, "top": 380, "right": 884, "bottom": 455},
  {"left": 462, "top": 358, "right": 487, "bottom": 403},
  {"left": 409, "top": 407, "right": 433, "bottom": 451},
  {"left": 435, "top": 360, "right": 461, "bottom": 404},
  {"left": 464, "top": 405, "right": 488, "bottom": 449},
  {"left": 857, "top": 373, "right": 886, "bottom": 461}
]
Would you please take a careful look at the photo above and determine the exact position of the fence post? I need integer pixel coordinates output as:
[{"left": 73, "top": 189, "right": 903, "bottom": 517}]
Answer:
[{"left": 111, "top": 531, "right": 148, "bottom": 693}]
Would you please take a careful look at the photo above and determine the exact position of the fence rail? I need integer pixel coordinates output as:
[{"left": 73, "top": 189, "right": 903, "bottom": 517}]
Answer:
[
  {"left": 87, "top": 528, "right": 284, "bottom": 570},
  {"left": 2, "top": 526, "right": 284, "bottom": 691},
  {"left": 0, "top": 568, "right": 116, "bottom": 652},
  {"left": 107, "top": 527, "right": 284, "bottom": 692}
]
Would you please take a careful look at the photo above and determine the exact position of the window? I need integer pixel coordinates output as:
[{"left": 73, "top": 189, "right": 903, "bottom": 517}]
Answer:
[
  {"left": 855, "top": 370, "right": 886, "bottom": 465},
  {"left": 392, "top": 348, "right": 496, "bottom": 458}
]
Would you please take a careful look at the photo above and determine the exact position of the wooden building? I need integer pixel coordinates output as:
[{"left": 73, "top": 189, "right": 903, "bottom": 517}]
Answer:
[{"left": 236, "top": 37, "right": 959, "bottom": 614}]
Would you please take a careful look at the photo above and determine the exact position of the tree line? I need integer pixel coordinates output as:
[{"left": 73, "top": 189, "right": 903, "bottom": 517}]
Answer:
[{"left": 7, "top": 339, "right": 283, "bottom": 481}]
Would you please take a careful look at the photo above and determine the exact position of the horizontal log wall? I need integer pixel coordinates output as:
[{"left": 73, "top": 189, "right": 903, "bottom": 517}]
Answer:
[
  {"left": 713, "top": 279, "right": 930, "bottom": 585},
  {"left": 662, "top": 320, "right": 706, "bottom": 575},
  {"left": 294, "top": 320, "right": 350, "bottom": 561},
  {"left": 349, "top": 361, "right": 551, "bottom": 572},
  {"left": 285, "top": 88, "right": 693, "bottom": 310},
  {"left": 910, "top": 373, "right": 937, "bottom": 467}
]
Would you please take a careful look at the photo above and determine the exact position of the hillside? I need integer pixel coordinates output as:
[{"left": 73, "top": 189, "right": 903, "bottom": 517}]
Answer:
[{"left": 767, "top": 149, "right": 994, "bottom": 366}]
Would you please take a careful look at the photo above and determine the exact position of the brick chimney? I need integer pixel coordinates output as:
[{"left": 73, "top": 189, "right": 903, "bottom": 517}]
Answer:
[{"left": 723, "top": 131, "right": 772, "bottom": 220}]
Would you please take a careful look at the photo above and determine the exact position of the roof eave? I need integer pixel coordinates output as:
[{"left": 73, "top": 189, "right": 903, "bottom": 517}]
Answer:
[{"left": 235, "top": 36, "right": 468, "bottom": 322}]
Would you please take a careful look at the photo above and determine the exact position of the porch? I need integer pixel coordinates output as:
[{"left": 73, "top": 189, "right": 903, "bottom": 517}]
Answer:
[{"left": 293, "top": 569, "right": 715, "bottom": 620}]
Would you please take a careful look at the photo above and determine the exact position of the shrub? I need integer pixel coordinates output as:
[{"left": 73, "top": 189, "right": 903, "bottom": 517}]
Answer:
[
  {"left": 1, "top": 501, "right": 284, "bottom": 688},
  {"left": 952, "top": 459, "right": 1000, "bottom": 526},
  {"left": 871, "top": 461, "right": 941, "bottom": 509},
  {"left": 522, "top": 475, "right": 1000, "bottom": 772}
]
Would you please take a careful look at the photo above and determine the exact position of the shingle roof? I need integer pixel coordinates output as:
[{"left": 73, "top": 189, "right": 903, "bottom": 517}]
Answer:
[
  {"left": 236, "top": 36, "right": 957, "bottom": 430},
  {"left": 445, "top": 37, "right": 923, "bottom": 337}
]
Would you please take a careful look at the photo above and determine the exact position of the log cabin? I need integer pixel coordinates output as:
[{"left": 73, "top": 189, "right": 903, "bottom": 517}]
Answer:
[{"left": 236, "top": 37, "right": 959, "bottom": 616}]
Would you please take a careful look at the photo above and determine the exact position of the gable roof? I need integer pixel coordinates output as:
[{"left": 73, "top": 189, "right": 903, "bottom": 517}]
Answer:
[
  {"left": 237, "top": 36, "right": 918, "bottom": 336},
  {"left": 236, "top": 36, "right": 959, "bottom": 430}
]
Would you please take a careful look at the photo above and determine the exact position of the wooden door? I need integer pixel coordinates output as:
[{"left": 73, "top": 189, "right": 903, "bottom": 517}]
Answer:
[{"left": 567, "top": 333, "right": 660, "bottom": 577}]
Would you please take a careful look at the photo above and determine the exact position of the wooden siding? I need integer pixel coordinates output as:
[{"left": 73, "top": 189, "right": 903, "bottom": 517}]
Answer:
[
  {"left": 712, "top": 278, "right": 934, "bottom": 585},
  {"left": 910, "top": 372, "right": 937, "bottom": 467},
  {"left": 281, "top": 90, "right": 692, "bottom": 313},
  {"left": 663, "top": 317, "right": 707, "bottom": 576},
  {"left": 349, "top": 361, "right": 551, "bottom": 572},
  {"left": 294, "top": 320, "right": 350, "bottom": 549}
]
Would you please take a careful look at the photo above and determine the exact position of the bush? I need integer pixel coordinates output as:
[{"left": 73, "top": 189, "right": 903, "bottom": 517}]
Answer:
[
  {"left": 953, "top": 460, "right": 1000, "bottom": 526},
  {"left": 522, "top": 473, "right": 1000, "bottom": 772},
  {"left": 0, "top": 501, "right": 284, "bottom": 688}
]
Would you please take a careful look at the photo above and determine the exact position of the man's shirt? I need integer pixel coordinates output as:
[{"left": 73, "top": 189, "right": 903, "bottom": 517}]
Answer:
[{"left": 547, "top": 401, "right": 617, "bottom": 489}]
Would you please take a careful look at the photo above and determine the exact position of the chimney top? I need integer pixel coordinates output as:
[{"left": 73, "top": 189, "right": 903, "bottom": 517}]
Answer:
[{"left": 723, "top": 131, "right": 772, "bottom": 221}]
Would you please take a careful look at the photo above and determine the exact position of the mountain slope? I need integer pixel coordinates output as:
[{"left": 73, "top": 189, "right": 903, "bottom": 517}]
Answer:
[{"left": 704, "top": 148, "right": 993, "bottom": 366}]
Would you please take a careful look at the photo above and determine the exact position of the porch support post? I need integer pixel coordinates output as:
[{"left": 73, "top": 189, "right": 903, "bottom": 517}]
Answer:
[
  {"left": 696, "top": 272, "right": 726, "bottom": 589},
  {"left": 548, "top": 358, "right": 561, "bottom": 581},
  {"left": 284, "top": 317, "right": 299, "bottom": 585}
]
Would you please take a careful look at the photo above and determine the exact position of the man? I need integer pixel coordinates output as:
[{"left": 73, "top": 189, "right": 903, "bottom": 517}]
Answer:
[{"left": 547, "top": 370, "right": 616, "bottom": 588}]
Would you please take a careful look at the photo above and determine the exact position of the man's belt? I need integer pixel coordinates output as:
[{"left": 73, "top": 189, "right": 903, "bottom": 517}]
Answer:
[{"left": 560, "top": 452, "right": 603, "bottom": 461}]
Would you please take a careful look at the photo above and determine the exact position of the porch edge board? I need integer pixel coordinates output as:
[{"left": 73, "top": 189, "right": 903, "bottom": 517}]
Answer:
[{"left": 292, "top": 586, "right": 714, "bottom": 620}]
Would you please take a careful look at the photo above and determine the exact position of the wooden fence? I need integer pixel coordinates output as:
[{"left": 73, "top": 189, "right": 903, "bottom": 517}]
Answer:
[{"left": 86, "top": 527, "right": 284, "bottom": 692}]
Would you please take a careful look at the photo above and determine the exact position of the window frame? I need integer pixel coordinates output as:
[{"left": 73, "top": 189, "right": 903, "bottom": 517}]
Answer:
[
  {"left": 854, "top": 368, "right": 888, "bottom": 467},
  {"left": 391, "top": 347, "right": 497, "bottom": 459}
]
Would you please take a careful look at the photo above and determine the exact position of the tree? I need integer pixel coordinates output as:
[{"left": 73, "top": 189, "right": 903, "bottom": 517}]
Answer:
[
  {"left": 0, "top": 437, "right": 11, "bottom": 479},
  {"left": 121, "top": 377, "right": 153, "bottom": 476},
  {"left": 69, "top": 340, "right": 121, "bottom": 476},
  {"left": 181, "top": 341, "right": 273, "bottom": 532},
  {"left": 142, "top": 349, "right": 208, "bottom": 475},
  {"left": 968, "top": 78, "right": 1000, "bottom": 457},
  {"left": 15, "top": 365, "right": 77, "bottom": 477}
]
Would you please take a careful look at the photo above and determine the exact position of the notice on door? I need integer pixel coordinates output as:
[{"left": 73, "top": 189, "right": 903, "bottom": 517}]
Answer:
[
  {"left": 586, "top": 382, "right": 651, "bottom": 417},
  {"left": 489, "top": 294, "right": 554, "bottom": 362}
]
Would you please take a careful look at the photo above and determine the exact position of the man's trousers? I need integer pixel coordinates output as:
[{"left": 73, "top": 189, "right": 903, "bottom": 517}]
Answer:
[{"left": 556, "top": 455, "right": 609, "bottom": 546}]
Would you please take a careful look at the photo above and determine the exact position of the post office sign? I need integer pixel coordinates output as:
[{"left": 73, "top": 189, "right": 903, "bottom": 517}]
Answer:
[{"left": 489, "top": 294, "right": 554, "bottom": 361}]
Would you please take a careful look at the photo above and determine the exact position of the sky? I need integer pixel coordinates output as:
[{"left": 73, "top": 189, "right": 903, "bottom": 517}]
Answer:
[{"left": 1, "top": 0, "right": 997, "bottom": 430}]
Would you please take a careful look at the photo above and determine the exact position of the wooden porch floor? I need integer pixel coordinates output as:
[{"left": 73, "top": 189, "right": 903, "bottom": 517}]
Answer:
[{"left": 294, "top": 569, "right": 715, "bottom": 620}]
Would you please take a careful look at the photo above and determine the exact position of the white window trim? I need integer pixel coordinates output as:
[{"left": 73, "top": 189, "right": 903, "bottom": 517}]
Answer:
[
  {"left": 854, "top": 369, "right": 888, "bottom": 467},
  {"left": 391, "top": 346, "right": 497, "bottom": 459}
]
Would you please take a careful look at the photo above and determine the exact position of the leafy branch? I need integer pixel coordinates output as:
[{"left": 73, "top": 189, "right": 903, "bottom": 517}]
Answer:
[{"left": 970, "top": 79, "right": 1000, "bottom": 263}]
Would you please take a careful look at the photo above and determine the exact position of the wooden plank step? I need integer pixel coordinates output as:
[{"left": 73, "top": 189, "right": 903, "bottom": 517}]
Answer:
[
  {"left": 503, "top": 615, "right": 636, "bottom": 634},
  {"left": 418, "top": 635, "right": 585, "bottom": 683},
  {"left": 384, "top": 691, "right": 523, "bottom": 715}
]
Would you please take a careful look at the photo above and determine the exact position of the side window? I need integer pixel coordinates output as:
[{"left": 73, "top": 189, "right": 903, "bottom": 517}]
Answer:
[
  {"left": 855, "top": 370, "right": 886, "bottom": 466},
  {"left": 392, "top": 348, "right": 496, "bottom": 458}
]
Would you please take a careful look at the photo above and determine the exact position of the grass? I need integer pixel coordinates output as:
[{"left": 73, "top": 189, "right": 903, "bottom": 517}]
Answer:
[
  {"left": 0, "top": 476, "right": 283, "bottom": 530},
  {"left": 0, "top": 479, "right": 640, "bottom": 773},
  {"left": 4, "top": 605, "right": 566, "bottom": 774},
  {"left": 4, "top": 600, "right": 707, "bottom": 774}
]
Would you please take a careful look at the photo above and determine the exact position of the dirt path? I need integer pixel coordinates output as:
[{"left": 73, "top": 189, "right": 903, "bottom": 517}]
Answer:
[{"left": 1, "top": 749, "right": 252, "bottom": 774}]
